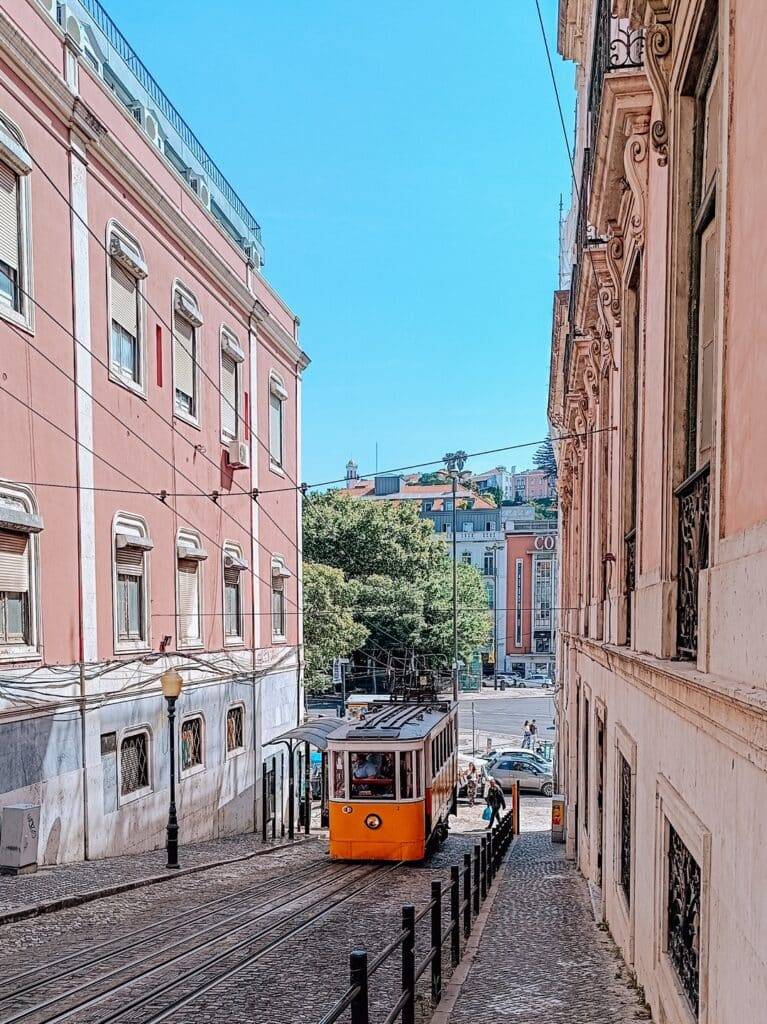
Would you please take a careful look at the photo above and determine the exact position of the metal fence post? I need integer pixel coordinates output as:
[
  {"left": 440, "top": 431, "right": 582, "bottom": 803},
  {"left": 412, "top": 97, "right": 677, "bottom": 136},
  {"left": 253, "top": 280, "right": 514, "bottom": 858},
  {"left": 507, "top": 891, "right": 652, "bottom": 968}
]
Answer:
[
  {"left": 487, "top": 830, "right": 494, "bottom": 884},
  {"left": 463, "top": 853, "right": 472, "bottom": 937},
  {"left": 350, "top": 950, "right": 369, "bottom": 1024},
  {"left": 402, "top": 904, "right": 416, "bottom": 1024},
  {"left": 450, "top": 865, "right": 460, "bottom": 967},
  {"left": 480, "top": 836, "right": 487, "bottom": 901},
  {"left": 472, "top": 845, "right": 480, "bottom": 916},
  {"left": 431, "top": 881, "right": 442, "bottom": 1003}
]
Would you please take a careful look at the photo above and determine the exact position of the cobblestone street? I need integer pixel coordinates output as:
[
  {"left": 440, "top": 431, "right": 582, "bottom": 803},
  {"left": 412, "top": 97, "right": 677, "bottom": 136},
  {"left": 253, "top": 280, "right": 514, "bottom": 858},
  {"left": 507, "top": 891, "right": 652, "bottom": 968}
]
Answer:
[{"left": 446, "top": 798, "right": 653, "bottom": 1024}]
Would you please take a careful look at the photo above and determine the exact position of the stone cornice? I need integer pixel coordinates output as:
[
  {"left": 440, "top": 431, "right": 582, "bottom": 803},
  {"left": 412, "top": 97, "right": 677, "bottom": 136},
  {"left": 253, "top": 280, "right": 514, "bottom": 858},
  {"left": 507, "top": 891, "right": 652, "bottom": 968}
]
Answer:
[
  {"left": 0, "top": 7, "right": 310, "bottom": 374},
  {"left": 562, "top": 632, "right": 767, "bottom": 770}
]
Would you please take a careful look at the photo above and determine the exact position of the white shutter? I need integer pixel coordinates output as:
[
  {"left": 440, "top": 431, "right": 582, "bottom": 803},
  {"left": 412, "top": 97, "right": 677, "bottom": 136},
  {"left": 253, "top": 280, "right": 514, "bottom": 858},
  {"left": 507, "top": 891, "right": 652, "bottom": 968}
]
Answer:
[
  {"left": 0, "top": 531, "right": 28, "bottom": 592},
  {"left": 115, "top": 544, "right": 144, "bottom": 576},
  {"left": 178, "top": 558, "right": 200, "bottom": 641},
  {"left": 0, "top": 163, "right": 19, "bottom": 272},
  {"left": 110, "top": 259, "right": 138, "bottom": 336},
  {"left": 174, "top": 312, "right": 195, "bottom": 405},
  {"left": 221, "top": 353, "right": 237, "bottom": 437},
  {"left": 269, "top": 392, "right": 282, "bottom": 463}
]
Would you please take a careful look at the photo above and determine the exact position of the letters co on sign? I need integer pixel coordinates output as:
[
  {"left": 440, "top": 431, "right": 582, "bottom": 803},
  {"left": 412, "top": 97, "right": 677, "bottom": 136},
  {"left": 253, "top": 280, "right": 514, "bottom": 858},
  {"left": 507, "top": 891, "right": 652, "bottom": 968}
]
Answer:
[{"left": 534, "top": 535, "right": 555, "bottom": 551}]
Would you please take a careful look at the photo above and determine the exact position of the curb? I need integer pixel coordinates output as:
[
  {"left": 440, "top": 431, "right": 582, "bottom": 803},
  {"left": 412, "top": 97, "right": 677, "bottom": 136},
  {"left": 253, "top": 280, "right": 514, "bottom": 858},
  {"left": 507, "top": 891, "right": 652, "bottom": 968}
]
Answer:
[
  {"left": 430, "top": 833, "right": 518, "bottom": 1024},
  {"left": 0, "top": 835, "right": 316, "bottom": 927}
]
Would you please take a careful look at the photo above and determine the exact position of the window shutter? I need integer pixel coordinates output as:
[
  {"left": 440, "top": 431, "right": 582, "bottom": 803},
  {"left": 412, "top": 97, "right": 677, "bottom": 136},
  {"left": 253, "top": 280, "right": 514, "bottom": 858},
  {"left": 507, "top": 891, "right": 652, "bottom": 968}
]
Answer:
[
  {"left": 0, "top": 163, "right": 19, "bottom": 272},
  {"left": 224, "top": 564, "right": 240, "bottom": 589},
  {"left": 221, "top": 353, "right": 237, "bottom": 437},
  {"left": 174, "top": 313, "right": 195, "bottom": 402},
  {"left": 0, "top": 530, "right": 28, "bottom": 592},
  {"left": 115, "top": 544, "right": 144, "bottom": 576},
  {"left": 178, "top": 558, "right": 200, "bottom": 641},
  {"left": 110, "top": 258, "right": 138, "bottom": 336}
]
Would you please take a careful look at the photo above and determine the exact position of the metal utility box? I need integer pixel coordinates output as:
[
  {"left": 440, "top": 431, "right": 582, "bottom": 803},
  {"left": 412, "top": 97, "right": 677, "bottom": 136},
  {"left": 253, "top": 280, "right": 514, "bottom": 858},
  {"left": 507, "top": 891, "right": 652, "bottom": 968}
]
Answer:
[
  {"left": 551, "top": 794, "right": 566, "bottom": 844},
  {"left": 0, "top": 804, "right": 41, "bottom": 874}
]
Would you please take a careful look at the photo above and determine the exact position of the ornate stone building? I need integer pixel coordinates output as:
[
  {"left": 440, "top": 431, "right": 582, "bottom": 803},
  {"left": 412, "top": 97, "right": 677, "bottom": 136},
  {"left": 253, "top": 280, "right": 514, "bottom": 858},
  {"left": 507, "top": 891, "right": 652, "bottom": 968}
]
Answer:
[{"left": 550, "top": 1, "right": 767, "bottom": 1021}]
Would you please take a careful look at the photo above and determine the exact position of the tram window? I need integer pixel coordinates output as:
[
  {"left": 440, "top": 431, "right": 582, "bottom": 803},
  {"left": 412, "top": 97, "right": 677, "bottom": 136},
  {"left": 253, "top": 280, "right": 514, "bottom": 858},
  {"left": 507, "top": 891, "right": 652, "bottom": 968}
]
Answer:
[
  {"left": 399, "top": 752, "right": 414, "bottom": 799},
  {"left": 349, "top": 751, "right": 395, "bottom": 800},
  {"left": 415, "top": 750, "right": 422, "bottom": 797},
  {"left": 331, "top": 751, "right": 345, "bottom": 799}
]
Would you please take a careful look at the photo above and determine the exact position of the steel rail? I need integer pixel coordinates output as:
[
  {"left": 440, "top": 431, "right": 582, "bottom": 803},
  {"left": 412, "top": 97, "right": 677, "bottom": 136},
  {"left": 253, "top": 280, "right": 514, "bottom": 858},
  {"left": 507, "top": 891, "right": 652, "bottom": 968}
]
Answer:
[
  {"left": 0, "top": 857, "right": 339, "bottom": 999},
  {"left": 0, "top": 864, "right": 375, "bottom": 1024},
  {"left": 104, "top": 862, "right": 403, "bottom": 1024}
]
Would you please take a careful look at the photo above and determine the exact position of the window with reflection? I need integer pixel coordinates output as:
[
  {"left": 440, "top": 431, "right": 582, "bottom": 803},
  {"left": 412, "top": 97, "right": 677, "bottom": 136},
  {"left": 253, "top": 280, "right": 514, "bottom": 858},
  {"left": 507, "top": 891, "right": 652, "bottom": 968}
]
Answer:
[
  {"left": 331, "top": 751, "right": 345, "bottom": 799},
  {"left": 399, "top": 751, "right": 414, "bottom": 799},
  {"left": 349, "top": 751, "right": 395, "bottom": 799}
]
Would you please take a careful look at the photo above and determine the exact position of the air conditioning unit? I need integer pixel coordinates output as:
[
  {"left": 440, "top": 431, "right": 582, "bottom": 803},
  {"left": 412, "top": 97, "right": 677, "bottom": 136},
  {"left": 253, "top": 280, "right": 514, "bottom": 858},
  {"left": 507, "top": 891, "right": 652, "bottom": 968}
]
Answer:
[
  {"left": 189, "top": 174, "right": 211, "bottom": 209},
  {"left": 227, "top": 439, "right": 249, "bottom": 470},
  {"left": 57, "top": 4, "right": 82, "bottom": 49},
  {"left": 143, "top": 111, "right": 163, "bottom": 149}
]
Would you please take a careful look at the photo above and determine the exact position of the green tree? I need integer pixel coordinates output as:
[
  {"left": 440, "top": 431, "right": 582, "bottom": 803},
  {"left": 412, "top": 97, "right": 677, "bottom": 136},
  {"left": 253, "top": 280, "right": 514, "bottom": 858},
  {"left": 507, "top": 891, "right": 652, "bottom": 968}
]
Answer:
[
  {"left": 533, "top": 435, "right": 557, "bottom": 481},
  {"left": 483, "top": 485, "right": 503, "bottom": 508},
  {"left": 303, "top": 562, "right": 369, "bottom": 694},
  {"left": 302, "top": 492, "right": 490, "bottom": 672}
]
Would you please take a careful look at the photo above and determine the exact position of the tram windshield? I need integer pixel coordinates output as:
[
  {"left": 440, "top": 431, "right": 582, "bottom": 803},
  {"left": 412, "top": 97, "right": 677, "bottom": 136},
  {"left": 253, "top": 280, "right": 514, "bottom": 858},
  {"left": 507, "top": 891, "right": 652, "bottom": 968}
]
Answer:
[{"left": 349, "top": 751, "right": 395, "bottom": 799}]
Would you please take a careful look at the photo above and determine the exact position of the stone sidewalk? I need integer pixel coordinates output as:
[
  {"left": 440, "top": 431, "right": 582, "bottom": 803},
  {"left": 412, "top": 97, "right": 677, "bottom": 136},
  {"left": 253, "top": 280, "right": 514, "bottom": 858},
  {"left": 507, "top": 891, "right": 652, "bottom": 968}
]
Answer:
[
  {"left": 0, "top": 830, "right": 310, "bottom": 924},
  {"left": 439, "top": 802, "right": 653, "bottom": 1024}
]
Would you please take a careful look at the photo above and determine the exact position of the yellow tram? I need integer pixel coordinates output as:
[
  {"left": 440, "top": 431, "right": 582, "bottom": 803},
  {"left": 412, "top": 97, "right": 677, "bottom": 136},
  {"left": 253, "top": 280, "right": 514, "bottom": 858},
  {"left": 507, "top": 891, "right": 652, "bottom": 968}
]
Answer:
[{"left": 327, "top": 700, "right": 458, "bottom": 861}]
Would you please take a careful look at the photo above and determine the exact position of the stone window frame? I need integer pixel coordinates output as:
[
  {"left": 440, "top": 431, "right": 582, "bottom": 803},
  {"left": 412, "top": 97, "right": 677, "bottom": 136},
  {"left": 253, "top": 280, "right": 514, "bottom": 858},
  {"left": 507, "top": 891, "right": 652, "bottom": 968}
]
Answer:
[
  {"left": 0, "top": 111, "right": 34, "bottom": 334},
  {"left": 612, "top": 722, "right": 637, "bottom": 966},
  {"left": 579, "top": 680, "right": 592, "bottom": 848},
  {"left": 117, "top": 725, "right": 153, "bottom": 805},
  {"left": 222, "top": 541, "right": 246, "bottom": 646},
  {"left": 179, "top": 711, "right": 207, "bottom": 779},
  {"left": 225, "top": 702, "right": 246, "bottom": 759},
  {"left": 653, "top": 774, "right": 712, "bottom": 1024},
  {"left": 175, "top": 528, "right": 205, "bottom": 651},
  {"left": 0, "top": 480, "right": 41, "bottom": 662},
  {"left": 219, "top": 325, "right": 245, "bottom": 443},
  {"left": 268, "top": 370, "right": 287, "bottom": 473},
  {"left": 172, "top": 279, "right": 203, "bottom": 429},
  {"left": 111, "top": 512, "right": 152, "bottom": 655},
  {"left": 105, "top": 219, "right": 147, "bottom": 397}
]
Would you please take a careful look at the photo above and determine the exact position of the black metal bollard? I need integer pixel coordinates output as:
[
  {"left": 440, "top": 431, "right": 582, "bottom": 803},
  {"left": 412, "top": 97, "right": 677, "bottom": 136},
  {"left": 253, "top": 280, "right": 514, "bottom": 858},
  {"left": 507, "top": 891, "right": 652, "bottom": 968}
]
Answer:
[
  {"left": 480, "top": 837, "right": 487, "bottom": 902},
  {"left": 431, "top": 880, "right": 442, "bottom": 1003},
  {"left": 350, "top": 950, "right": 369, "bottom": 1024},
  {"left": 402, "top": 905, "right": 416, "bottom": 1024},
  {"left": 487, "top": 830, "right": 494, "bottom": 884},
  {"left": 463, "top": 853, "right": 472, "bottom": 937},
  {"left": 472, "top": 845, "right": 480, "bottom": 916},
  {"left": 450, "top": 865, "right": 461, "bottom": 967}
]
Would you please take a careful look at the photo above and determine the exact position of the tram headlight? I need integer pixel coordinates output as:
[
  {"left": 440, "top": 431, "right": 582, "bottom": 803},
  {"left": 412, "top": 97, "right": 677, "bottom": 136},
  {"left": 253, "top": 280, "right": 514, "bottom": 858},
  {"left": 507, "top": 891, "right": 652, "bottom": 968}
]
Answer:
[{"left": 364, "top": 813, "right": 382, "bottom": 831}]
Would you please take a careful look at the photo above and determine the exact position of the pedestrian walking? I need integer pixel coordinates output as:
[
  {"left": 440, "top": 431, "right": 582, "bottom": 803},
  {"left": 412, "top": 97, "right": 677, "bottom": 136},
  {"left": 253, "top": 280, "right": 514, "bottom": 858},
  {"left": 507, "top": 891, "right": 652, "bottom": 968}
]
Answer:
[
  {"left": 464, "top": 761, "right": 478, "bottom": 806},
  {"left": 484, "top": 777, "right": 506, "bottom": 829},
  {"left": 522, "top": 720, "right": 532, "bottom": 749},
  {"left": 530, "top": 719, "right": 538, "bottom": 751}
]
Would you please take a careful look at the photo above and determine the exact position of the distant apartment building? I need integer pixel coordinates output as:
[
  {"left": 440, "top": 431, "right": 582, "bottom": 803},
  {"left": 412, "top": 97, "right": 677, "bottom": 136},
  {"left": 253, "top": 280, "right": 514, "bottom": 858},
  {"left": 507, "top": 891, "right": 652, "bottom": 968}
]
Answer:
[
  {"left": 341, "top": 472, "right": 506, "bottom": 675},
  {"left": 0, "top": 1, "right": 308, "bottom": 865},
  {"left": 503, "top": 520, "right": 557, "bottom": 680},
  {"left": 470, "top": 465, "right": 556, "bottom": 502}
]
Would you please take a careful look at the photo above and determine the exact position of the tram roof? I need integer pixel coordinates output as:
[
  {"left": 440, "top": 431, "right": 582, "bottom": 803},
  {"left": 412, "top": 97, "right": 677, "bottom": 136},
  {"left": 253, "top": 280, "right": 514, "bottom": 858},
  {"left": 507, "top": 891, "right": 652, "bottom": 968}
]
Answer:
[{"left": 328, "top": 701, "right": 454, "bottom": 742}]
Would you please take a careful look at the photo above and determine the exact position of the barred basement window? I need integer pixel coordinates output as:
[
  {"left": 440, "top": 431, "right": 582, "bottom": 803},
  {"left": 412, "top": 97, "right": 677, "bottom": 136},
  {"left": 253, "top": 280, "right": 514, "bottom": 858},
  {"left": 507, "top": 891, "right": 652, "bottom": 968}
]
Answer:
[
  {"left": 226, "top": 706, "right": 244, "bottom": 753},
  {"left": 181, "top": 715, "right": 204, "bottom": 771},
  {"left": 619, "top": 752, "right": 632, "bottom": 906},
  {"left": 120, "top": 732, "right": 149, "bottom": 795},
  {"left": 666, "top": 824, "right": 701, "bottom": 1017}
]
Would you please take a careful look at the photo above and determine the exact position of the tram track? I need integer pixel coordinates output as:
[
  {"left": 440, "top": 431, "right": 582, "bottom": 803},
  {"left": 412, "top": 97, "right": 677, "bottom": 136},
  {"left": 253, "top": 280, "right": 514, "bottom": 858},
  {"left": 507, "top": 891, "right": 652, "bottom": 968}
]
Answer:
[
  {"left": 0, "top": 860, "right": 401, "bottom": 1024},
  {"left": 0, "top": 856, "right": 339, "bottom": 1000}
]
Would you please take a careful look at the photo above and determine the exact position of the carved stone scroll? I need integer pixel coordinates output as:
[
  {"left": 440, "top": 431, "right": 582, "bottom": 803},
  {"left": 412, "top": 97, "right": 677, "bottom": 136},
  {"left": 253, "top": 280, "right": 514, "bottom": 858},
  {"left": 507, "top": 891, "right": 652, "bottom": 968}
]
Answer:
[{"left": 645, "top": 20, "right": 672, "bottom": 166}]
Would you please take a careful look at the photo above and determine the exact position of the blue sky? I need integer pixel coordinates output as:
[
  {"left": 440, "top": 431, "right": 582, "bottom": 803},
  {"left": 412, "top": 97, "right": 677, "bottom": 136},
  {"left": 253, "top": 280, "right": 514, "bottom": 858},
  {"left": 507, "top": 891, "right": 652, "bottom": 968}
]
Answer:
[{"left": 106, "top": 0, "right": 573, "bottom": 485}]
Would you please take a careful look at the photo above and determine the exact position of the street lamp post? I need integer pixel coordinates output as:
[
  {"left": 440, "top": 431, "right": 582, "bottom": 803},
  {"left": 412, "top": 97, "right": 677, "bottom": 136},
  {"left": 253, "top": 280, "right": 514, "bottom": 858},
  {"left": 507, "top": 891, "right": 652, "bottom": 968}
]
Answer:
[
  {"left": 161, "top": 667, "right": 183, "bottom": 870},
  {"left": 443, "top": 450, "right": 467, "bottom": 702}
]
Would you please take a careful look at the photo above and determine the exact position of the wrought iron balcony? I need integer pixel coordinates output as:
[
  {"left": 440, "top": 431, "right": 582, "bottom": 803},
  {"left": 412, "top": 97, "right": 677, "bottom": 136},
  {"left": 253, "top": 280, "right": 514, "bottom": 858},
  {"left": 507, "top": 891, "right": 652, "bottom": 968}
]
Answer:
[
  {"left": 587, "top": 0, "right": 645, "bottom": 150},
  {"left": 624, "top": 528, "right": 636, "bottom": 645},
  {"left": 675, "top": 464, "right": 710, "bottom": 659}
]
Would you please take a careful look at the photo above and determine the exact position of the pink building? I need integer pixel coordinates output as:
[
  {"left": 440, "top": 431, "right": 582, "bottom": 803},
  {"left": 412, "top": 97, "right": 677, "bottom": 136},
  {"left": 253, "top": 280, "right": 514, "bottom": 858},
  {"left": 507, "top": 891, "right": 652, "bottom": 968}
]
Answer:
[
  {"left": 0, "top": 1, "right": 308, "bottom": 865},
  {"left": 504, "top": 526, "right": 556, "bottom": 680},
  {"left": 550, "top": 0, "right": 767, "bottom": 1020}
]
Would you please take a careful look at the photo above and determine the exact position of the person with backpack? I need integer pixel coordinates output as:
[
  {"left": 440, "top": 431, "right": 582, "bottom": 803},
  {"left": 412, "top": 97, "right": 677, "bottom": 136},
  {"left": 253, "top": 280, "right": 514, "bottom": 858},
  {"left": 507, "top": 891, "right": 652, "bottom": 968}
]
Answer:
[
  {"left": 529, "top": 719, "right": 538, "bottom": 750},
  {"left": 484, "top": 777, "right": 506, "bottom": 829}
]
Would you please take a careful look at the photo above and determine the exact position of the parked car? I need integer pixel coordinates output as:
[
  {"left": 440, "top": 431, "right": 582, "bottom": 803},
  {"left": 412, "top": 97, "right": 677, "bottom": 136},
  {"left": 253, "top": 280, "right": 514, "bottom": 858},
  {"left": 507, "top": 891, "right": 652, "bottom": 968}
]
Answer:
[
  {"left": 523, "top": 674, "right": 553, "bottom": 688},
  {"left": 488, "top": 755, "right": 554, "bottom": 797},
  {"left": 457, "top": 754, "right": 491, "bottom": 799},
  {"left": 486, "top": 746, "right": 551, "bottom": 771}
]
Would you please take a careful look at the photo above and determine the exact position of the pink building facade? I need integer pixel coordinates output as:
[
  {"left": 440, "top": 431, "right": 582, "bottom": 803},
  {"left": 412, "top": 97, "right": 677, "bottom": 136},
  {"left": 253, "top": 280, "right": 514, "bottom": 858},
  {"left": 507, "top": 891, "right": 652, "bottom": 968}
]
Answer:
[
  {"left": 550, "top": 1, "right": 767, "bottom": 1021},
  {"left": 503, "top": 526, "right": 557, "bottom": 680},
  {"left": 0, "top": 1, "right": 308, "bottom": 864}
]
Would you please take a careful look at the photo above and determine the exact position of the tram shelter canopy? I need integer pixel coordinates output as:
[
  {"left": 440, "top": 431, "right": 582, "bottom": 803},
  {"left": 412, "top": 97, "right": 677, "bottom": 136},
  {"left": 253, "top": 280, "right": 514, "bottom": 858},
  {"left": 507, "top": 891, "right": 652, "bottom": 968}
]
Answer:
[{"left": 270, "top": 717, "right": 342, "bottom": 751}]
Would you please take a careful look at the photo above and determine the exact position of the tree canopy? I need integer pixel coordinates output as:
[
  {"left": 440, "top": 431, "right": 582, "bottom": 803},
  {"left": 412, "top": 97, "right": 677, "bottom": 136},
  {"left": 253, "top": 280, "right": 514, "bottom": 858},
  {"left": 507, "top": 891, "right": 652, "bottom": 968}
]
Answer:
[
  {"left": 302, "top": 492, "right": 491, "bottom": 680},
  {"left": 533, "top": 435, "right": 557, "bottom": 480},
  {"left": 302, "top": 562, "right": 369, "bottom": 693}
]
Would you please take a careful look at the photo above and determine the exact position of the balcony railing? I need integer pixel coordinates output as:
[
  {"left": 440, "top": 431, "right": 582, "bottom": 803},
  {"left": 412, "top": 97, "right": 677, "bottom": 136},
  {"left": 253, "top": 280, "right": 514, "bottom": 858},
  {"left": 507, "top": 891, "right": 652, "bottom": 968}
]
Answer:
[
  {"left": 675, "top": 464, "right": 710, "bottom": 659},
  {"left": 587, "top": 0, "right": 645, "bottom": 151},
  {"left": 624, "top": 528, "right": 636, "bottom": 645}
]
